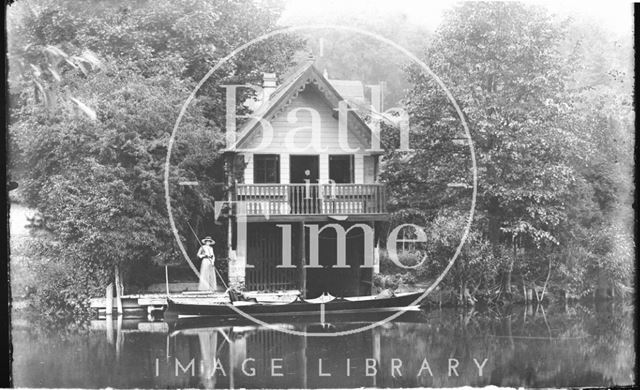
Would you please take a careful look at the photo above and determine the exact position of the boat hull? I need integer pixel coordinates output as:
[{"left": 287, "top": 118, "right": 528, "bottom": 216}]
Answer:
[
  {"left": 165, "top": 291, "right": 425, "bottom": 319},
  {"left": 167, "top": 309, "right": 428, "bottom": 332}
]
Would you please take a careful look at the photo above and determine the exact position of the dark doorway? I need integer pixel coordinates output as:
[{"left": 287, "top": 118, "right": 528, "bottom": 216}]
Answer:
[
  {"left": 246, "top": 223, "right": 298, "bottom": 291},
  {"left": 289, "top": 155, "right": 320, "bottom": 214},
  {"left": 305, "top": 222, "right": 369, "bottom": 298},
  {"left": 290, "top": 155, "right": 319, "bottom": 183}
]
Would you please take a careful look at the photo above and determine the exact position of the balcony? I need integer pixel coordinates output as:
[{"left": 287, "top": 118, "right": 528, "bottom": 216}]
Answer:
[{"left": 234, "top": 183, "right": 387, "bottom": 222}]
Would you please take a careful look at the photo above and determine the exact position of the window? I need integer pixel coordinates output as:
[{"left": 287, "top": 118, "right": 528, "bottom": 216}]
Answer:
[
  {"left": 253, "top": 154, "right": 280, "bottom": 183},
  {"left": 329, "top": 155, "right": 354, "bottom": 183}
]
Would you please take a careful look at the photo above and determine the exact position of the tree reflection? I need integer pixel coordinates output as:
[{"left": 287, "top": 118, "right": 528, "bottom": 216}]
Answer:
[{"left": 11, "top": 303, "right": 635, "bottom": 388}]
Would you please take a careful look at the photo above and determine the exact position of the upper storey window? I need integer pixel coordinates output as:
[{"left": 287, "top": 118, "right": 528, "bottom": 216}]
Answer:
[
  {"left": 254, "top": 154, "right": 280, "bottom": 183},
  {"left": 329, "top": 155, "right": 354, "bottom": 183}
]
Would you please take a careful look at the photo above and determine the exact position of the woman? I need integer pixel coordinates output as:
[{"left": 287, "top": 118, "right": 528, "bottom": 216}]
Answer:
[{"left": 197, "top": 236, "right": 217, "bottom": 291}]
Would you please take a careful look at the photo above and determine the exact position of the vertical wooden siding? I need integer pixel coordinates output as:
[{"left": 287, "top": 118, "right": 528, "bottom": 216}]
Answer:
[{"left": 246, "top": 223, "right": 298, "bottom": 291}]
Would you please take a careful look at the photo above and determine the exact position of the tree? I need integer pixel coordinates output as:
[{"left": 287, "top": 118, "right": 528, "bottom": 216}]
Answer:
[
  {"left": 383, "top": 2, "right": 633, "bottom": 299},
  {"left": 398, "top": 3, "right": 577, "bottom": 292},
  {"left": 295, "top": 14, "right": 431, "bottom": 107},
  {"left": 554, "top": 20, "right": 635, "bottom": 296},
  {"left": 8, "top": 0, "right": 304, "bottom": 322}
]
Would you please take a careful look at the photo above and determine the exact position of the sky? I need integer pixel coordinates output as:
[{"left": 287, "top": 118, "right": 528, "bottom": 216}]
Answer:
[{"left": 280, "top": 0, "right": 634, "bottom": 37}]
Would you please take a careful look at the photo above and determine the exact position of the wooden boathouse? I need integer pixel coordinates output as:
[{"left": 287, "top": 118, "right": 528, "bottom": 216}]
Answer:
[
  {"left": 91, "top": 59, "right": 389, "bottom": 315},
  {"left": 224, "top": 59, "right": 388, "bottom": 298}
]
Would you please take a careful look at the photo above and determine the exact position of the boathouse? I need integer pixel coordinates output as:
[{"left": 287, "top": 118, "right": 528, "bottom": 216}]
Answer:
[{"left": 223, "top": 60, "right": 388, "bottom": 298}]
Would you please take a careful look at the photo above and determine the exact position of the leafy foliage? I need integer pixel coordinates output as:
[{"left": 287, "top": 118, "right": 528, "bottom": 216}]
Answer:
[
  {"left": 381, "top": 2, "right": 633, "bottom": 300},
  {"left": 8, "top": 0, "right": 304, "bottom": 322}
]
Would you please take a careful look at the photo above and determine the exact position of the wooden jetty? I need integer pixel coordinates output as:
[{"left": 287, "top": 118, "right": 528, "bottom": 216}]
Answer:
[{"left": 90, "top": 319, "right": 170, "bottom": 333}]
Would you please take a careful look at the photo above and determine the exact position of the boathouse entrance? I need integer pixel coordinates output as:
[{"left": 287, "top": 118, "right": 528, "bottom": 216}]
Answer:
[
  {"left": 246, "top": 223, "right": 298, "bottom": 291},
  {"left": 244, "top": 222, "right": 372, "bottom": 297},
  {"left": 305, "top": 222, "right": 372, "bottom": 298}
]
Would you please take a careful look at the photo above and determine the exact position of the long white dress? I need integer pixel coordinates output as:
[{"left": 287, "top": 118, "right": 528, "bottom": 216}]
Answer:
[{"left": 198, "top": 245, "right": 217, "bottom": 291}]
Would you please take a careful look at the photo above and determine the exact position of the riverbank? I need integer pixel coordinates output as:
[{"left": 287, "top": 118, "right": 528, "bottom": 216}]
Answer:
[{"left": 370, "top": 277, "right": 632, "bottom": 312}]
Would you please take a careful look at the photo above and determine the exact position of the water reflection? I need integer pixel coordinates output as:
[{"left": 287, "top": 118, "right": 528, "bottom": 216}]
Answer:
[{"left": 12, "top": 303, "right": 635, "bottom": 388}]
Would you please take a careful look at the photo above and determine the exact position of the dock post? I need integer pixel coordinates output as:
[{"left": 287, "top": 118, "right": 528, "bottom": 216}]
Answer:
[
  {"left": 105, "top": 283, "right": 113, "bottom": 317},
  {"left": 526, "top": 288, "right": 534, "bottom": 303},
  {"left": 115, "top": 265, "right": 123, "bottom": 315}
]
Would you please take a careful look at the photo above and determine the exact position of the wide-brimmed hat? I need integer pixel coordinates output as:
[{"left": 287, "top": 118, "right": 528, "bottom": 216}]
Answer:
[{"left": 202, "top": 236, "right": 215, "bottom": 245}]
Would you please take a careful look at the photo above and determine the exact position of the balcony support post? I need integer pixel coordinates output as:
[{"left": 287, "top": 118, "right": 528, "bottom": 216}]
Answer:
[
  {"left": 229, "top": 203, "right": 247, "bottom": 290},
  {"left": 298, "top": 222, "right": 307, "bottom": 298}
]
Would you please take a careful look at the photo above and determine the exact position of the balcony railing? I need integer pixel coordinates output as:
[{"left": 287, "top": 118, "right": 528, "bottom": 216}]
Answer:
[{"left": 235, "top": 183, "right": 386, "bottom": 216}]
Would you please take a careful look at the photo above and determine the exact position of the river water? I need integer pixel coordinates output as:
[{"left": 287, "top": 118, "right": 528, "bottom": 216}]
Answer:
[{"left": 11, "top": 302, "right": 634, "bottom": 388}]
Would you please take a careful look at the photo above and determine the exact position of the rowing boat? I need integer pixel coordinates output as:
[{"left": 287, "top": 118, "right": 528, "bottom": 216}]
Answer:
[
  {"left": 164, "top": 290, "right": 425, "bottom": 319},
  {"left": 166, "top": 309, "right": 429, "bottom": 332}
]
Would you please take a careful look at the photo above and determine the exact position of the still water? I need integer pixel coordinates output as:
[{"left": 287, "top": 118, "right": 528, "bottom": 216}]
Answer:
[{"left": 12, "top": 302, "right": 634, "bottom": 388}]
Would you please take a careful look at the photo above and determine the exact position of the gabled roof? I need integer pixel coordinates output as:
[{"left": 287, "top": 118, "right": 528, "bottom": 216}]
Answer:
[{"left": 226, "top": 61, "right": 380, "bottom": 153}]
